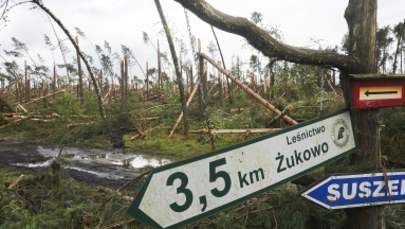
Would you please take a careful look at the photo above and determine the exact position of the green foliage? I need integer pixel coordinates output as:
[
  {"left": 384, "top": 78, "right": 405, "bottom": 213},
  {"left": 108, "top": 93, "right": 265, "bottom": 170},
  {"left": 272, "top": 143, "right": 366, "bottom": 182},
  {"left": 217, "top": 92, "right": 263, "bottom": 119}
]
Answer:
[
  {"left": 53, "top": 94, "right": 81, "bottom": 117},
  {"left": 0, "top": 166, "right": 137, "bottom": 229},
  {"left": 193, "top": 187, "right": 347, "bottom": 229},
  {"left": 0, "top": 96, "right": 12, "bottom": 112},
  {"left": 386, "top": 205, "right": 405, "bottom": 229},
  {"left": 82, "top": 91, "right": 99, "bottom": 115},
  {"left": 60, "top": 122, "right": 106, "bottom": 145},
  {"left": 381, "top": 107, "right": 405, "bottom": 167}
]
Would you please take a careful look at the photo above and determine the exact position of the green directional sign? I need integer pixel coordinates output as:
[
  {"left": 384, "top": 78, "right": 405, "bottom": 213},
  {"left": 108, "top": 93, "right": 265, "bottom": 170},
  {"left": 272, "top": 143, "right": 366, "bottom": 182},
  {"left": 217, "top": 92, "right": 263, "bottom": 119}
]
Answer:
[{"left": 127, "top": 109, "right": 356, "bottom": 229}]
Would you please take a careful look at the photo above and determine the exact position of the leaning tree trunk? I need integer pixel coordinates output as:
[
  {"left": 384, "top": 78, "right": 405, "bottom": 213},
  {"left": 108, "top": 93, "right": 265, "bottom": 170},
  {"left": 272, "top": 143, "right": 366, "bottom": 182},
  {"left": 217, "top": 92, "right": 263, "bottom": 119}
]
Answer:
[
  {"left": 154, "top": 0, "right": 189, "bottom": 136},
  {"left": 76, "top": 36, "right": 84, "bottom": 105},
  {"left": 343, "top": 1, "right": 385, "bottom": 228},
  {"left": 32, "top": 0, "right": 106, "bottom": 119}
]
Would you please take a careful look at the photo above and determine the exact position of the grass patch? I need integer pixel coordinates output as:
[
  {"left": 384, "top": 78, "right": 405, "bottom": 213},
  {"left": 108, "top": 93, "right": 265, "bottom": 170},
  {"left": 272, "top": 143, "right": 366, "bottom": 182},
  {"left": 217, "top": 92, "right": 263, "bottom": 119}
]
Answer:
[
  {"left": 124, "top": 129, "right": 259, "bottom": 159},
  {"left": 0, "top": 164, "right": 143, "bottom": 229}
]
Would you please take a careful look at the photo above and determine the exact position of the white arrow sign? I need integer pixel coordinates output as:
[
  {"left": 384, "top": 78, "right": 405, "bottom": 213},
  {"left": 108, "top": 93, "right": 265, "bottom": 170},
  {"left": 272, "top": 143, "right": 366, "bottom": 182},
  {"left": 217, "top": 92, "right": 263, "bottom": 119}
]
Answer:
[{"left": 127, "top": 109, "right": 356, "bottom": 228}]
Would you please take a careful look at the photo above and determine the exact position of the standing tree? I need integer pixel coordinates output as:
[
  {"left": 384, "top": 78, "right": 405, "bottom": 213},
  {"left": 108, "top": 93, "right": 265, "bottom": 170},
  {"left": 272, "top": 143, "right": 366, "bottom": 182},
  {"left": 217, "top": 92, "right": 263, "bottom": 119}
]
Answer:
[
  {"left": 376, "top": 26, "right": 393, "bottom": 73},
  {"left": 392, "top": 20, "right": 405, "bottom": 73},
  {"left": 174, "top": 0, "right": 383, "bottom": 228},
  {"left": 154, "top": 0, "right": 189, "bottom": 136}
]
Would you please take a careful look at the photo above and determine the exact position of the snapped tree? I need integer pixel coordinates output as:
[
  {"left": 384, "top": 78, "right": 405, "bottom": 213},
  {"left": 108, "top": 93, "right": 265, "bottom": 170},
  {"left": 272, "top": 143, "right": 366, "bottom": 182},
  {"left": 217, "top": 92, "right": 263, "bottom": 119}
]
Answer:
[{"left": 174, "top": 0, "right": 384, "bottom": 228}]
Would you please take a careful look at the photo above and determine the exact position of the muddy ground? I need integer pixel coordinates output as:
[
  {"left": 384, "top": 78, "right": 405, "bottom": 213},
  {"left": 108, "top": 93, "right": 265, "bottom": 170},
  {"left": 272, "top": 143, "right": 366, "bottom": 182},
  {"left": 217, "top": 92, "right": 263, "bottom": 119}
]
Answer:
[{"left": 0, "top": 140, "right": 168, "bottom": 188}]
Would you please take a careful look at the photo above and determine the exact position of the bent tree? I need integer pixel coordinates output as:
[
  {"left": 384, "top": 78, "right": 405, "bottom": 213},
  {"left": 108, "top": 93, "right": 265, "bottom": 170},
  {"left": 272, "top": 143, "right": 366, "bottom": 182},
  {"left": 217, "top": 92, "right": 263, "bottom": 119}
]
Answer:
[
  {"left": 0, "top": 0, "right": 107, "bottom": 119},
  {"left": 174, "top": 0, "right": 383, "bottom": 228},
  {"left": 32, "top": 0, "right": 106, "bottom": 119}
]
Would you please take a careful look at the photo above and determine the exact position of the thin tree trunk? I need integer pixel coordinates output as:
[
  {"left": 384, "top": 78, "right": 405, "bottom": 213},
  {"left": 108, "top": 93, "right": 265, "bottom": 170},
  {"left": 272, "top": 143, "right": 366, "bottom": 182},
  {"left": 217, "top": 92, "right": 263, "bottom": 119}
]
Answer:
[
  {"left": 211, "top": 25, "right": 232, "bottom": 104},
  {"left": 198, "top": 48, "right": 207, "bottom": 119},
  {"left": 53, "top": 63, "right": 57, "bottom": 99},
  {"left": 157, "top": 39, "right": 162, "bottom": 97},
  {"left": 392, "top": 20, "right": 405, "bottom": 74},
  {"left": 146, "top": 62, "right": 149, "bottom": 101},
  {"left": 32, "top": 0, "right": 106, "bottom": 119},
  {"left": 98, "top": 70, "right": 103, "bottom": 96},
  {"left": 268, "top": 58, "right": 277, "bottom": 99},
  {"left": 47, "top": 16, "right": 70, "bottom": 79},
  {"left": 217, "top": 61, "right": 224, "bottom": 107},
  {"left": 343, "top": 1, "right": 384, "bottom": 228},
  {"left": 124, "top": 55, "right": 129, "bottom": 105},
  {"left": 24, "top": 60, "right": 30, "bottom": 103},
  {"left": 120, "top": 59, "right": 125, "bottom": 110},
  {"left": 76, "top": 36, "right": 84, "bottom": 105},
  {"left": 154, "top": 0, "right": 189, "bottom": 136}
]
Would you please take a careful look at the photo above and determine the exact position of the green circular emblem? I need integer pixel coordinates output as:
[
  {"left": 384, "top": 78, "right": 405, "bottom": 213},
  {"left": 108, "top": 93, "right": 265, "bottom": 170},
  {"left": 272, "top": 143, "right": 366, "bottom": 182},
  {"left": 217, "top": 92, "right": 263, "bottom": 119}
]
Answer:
[{"left": 332, "top": 119, "right": 349, "bottom": 147}]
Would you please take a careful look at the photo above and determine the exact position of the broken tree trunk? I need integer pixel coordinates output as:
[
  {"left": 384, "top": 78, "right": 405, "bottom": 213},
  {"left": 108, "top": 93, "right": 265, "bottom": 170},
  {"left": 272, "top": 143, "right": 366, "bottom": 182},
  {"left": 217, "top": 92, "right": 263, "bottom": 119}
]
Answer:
[
  {"left": 169, "top": 80, "right": 200, "bottom": 137},
  {"left": 189, "top": 128, "right": 281, "bottom": 135},
  {"left": 21, "top": 89, "right": 66, "bottom": 106},
  {"left": 200, "top": 53, "right": 298, "bottom": 125}
]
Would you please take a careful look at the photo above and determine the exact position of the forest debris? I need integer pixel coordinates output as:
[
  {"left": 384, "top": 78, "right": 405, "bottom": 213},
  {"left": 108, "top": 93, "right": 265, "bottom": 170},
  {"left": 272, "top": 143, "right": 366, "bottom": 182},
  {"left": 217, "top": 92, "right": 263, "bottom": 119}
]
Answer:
[
  {"left": 200, "top": 53, "right": 298, "bottom": 125},
  {"left": 230, "top": 108, "right": 247, "bottom": 113},
  {"left": 169, "top": 80, "right": 200, "bottom": 137},
  {"left": 67, "top": 122, "right": 94, "bottom": 128},
  {"left": 7, "top": 175, "right": 25, "bottom": 190},
  {"left": 21, "top": 89, "right": 66, "bottom": 106},
  {"left": 102, "top": 85, "right": 113, "bottom": 102},
  {"left": 1, "top": 112, "right": 60, "bottom": 129},
  {"left": 129, "top": 125, "right": 160, "bottom": 140},
  {"left": 3, "top": 112, "right": 60, "bottom": 120},
  {"left": 136, "top": 116, "right": 160, "bottom": 121},
  {"left": 268, "top": 104, "right": 293, "bottom": 125},
  {"left": 103, "top": 219, "right": 137, "bottom": 229},
  {"left": 142, "top": 103, "right": 178, "bottom": 112},
  {"left": 1, "top": 113, "right": 60, "bottom": 128},
  {"left": 189, "top": 128, "right": 281, "bottom": 135},
  {"left": 16, "top": 104, "right": 28, "bottom": 113},
  {"left": 97, "top": 170, "right": 151, "bottom": 212},
  {"left": 133, "top": 123, "right": 146, "bottom": 139}
]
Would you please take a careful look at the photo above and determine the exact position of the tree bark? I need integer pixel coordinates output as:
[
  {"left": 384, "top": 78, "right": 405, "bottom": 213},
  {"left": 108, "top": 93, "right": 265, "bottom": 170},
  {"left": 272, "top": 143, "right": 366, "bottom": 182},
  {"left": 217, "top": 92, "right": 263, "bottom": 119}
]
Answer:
[
  {"left": 155, "top": 0, "right": 189, "bottom": 136},
  {"left": 75, "top": 36, "right": 84, "bottom": 105},
  {"left": 343, "top": 1, "right": 384, "bottom": 228},
  {"left": 201, "top": 53, "right": 298, "bottom": 125},
  {"left": 174, "top": 0, "right": 358, "bottom": 73}
]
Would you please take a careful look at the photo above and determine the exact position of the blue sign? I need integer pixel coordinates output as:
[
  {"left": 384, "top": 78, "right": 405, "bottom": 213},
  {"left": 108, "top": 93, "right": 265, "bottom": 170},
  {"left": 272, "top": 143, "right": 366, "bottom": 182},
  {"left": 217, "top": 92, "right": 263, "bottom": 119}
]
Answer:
[{"left": 302, "top": 172, "right": 405, "bottom": 209}]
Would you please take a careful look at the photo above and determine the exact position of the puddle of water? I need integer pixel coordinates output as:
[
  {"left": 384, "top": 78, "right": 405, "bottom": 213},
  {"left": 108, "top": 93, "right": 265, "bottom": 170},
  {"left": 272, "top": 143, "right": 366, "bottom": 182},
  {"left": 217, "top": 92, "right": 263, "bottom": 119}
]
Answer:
[
  {"left": 129, "top": 155, "right": 171, "bottom": 168},
  {"left": 30, "top": 145, "right": 172, "bottom": 172},
  {"left": 3, "top": 143, "right": 172, "bottom": 182},
  {"left": 12, "top": 159, "right": 54, "bottom": 168},
  {"left": 64, "top": 166, "right": 126, "bottom": 180},
  {"left": 11, "top": 145, "right": 173, "bottom": 181}
]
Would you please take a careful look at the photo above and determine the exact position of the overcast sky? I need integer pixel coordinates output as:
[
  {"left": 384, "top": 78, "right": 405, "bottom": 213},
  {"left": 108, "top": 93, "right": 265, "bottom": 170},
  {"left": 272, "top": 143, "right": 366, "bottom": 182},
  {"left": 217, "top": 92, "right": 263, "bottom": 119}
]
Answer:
[{"left": 1, "top": 0, "right": 404, "bottom": 79}]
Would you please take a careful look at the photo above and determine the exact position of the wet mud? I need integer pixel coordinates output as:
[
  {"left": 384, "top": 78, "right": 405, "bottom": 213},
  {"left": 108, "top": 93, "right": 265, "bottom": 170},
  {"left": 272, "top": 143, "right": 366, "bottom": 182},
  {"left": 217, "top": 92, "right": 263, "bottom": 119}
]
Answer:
[{"left": 0, "top": 141, "right": 171, "bottom": 188}]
